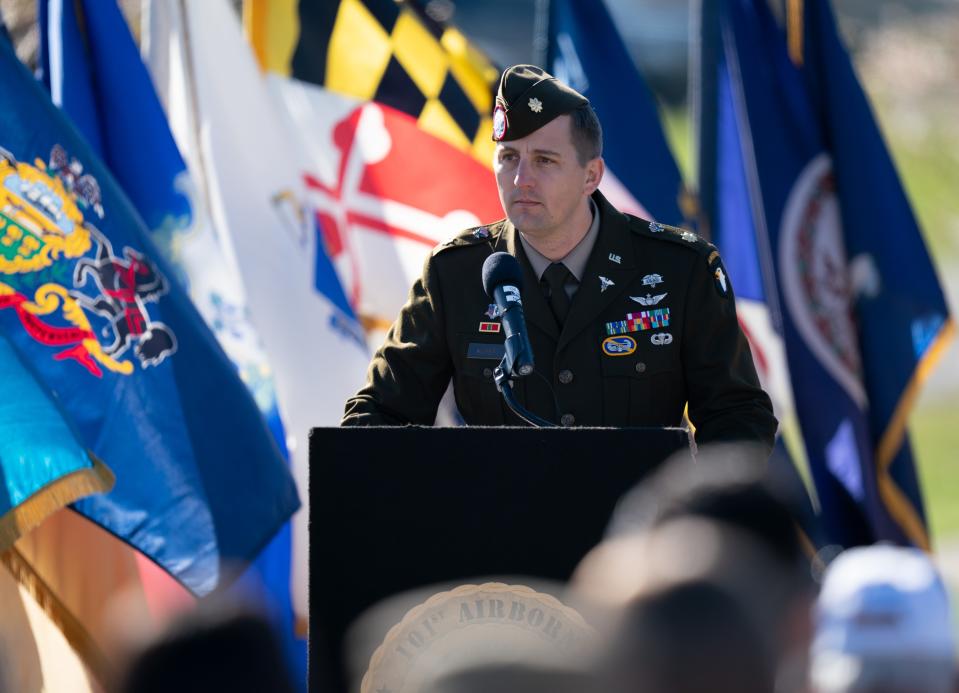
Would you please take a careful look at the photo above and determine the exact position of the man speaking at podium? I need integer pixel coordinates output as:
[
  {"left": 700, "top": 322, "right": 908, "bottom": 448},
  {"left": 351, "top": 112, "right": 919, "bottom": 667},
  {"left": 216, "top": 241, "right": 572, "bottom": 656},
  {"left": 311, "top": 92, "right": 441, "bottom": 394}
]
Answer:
[{"left": 342, "top": 65, "right": 776, "bottom": 454}]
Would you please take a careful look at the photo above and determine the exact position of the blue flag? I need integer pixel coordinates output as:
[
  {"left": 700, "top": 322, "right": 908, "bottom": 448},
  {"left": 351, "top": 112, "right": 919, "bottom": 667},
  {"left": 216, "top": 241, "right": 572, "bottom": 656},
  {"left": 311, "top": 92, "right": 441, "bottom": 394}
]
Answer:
[
  {"left": 698, "top": 0, "right": 953, "bottom": 548},
  {"left": 0, "top": 331, "right": 115, "bottom": 550},
  {"left": 37, "top": 2, "right": 307, "bottom": 684},
  {"left": 0, "top": 26, "right": 299, "bottom": 594},
  {"left": 37, "top": 0, "right": 287, "bottom": 417},
  {"left": 547, "top": 0, "right": 688, "bottom": 226}
]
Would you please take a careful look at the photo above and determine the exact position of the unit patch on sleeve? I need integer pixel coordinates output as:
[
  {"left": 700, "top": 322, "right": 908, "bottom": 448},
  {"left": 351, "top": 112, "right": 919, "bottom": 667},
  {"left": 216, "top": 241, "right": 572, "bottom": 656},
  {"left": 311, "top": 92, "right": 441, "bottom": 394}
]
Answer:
[{"left": 707, "top": 250, "right": 729, "bottom": 298}]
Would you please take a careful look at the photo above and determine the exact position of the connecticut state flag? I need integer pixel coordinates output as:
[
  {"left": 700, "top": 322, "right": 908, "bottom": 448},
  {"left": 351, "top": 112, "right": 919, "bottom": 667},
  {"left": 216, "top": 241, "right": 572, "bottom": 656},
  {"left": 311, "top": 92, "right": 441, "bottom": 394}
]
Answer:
[{"left": 0, "top": 24, "right": 299, "bottom": 595}]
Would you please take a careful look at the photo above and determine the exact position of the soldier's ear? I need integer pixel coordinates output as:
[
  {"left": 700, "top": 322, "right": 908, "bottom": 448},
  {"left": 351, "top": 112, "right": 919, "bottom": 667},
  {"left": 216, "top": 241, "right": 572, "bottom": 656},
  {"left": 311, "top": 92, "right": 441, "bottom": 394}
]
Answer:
[{"left": 584, "top": 157, "right": 604, "bottom": 194}]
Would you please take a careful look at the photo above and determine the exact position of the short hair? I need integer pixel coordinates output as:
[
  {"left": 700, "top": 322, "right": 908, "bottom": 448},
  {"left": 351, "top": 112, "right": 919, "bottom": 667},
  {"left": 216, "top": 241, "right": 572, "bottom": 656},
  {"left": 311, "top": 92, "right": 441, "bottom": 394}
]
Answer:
[{"left": 569, "top": 103, "right": 603, "bottom": 166}]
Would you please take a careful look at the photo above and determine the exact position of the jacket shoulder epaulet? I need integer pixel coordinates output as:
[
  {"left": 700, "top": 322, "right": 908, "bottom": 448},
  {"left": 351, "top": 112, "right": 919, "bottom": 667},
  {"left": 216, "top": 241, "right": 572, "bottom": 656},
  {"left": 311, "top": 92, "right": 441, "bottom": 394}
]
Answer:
[
  {"left": 631, "top": 218, "right": 731, "bottom": 297},
  {"left": 632, "top": 218, "right": 717, "bottom": 256},
  {"left": 432, "top": 220, "right": 506, "bottom": 257}
]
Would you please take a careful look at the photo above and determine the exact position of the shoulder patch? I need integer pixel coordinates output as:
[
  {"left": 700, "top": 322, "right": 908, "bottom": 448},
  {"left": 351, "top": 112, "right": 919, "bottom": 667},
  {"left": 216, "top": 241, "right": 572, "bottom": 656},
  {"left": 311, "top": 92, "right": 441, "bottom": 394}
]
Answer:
[
  {"left": 433, "top": 220, "right": 506, "bottom": 256},
  {"left": 706, "top": 248, "right": 730, "bottom": 299}
]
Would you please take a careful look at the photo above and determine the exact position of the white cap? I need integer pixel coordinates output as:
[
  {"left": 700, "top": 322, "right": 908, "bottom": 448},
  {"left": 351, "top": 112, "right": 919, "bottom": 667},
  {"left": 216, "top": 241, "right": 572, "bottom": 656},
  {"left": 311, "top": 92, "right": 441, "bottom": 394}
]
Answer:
[{"left": 811, "top": 545, "right": 956, "bottom": 692}]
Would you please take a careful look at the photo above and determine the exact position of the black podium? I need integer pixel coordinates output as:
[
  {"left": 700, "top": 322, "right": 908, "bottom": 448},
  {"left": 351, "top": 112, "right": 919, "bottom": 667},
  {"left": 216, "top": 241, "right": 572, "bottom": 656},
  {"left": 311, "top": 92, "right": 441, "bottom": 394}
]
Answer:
[{"left": 309, "top": 425, "right": 691, "bottom": 688}]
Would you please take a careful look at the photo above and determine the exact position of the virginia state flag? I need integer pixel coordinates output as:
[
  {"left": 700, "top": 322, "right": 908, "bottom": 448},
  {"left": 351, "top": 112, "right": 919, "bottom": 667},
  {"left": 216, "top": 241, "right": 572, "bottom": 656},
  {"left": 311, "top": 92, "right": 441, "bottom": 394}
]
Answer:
[
  {"left": 698, "top": 0, "right": 953, "bottom": 549},
  {"left": 547, "top": 0, "right": 688, "bottom": 226},
  {"left": 0, "top": 26, "right": 299, "bottom": 594}
]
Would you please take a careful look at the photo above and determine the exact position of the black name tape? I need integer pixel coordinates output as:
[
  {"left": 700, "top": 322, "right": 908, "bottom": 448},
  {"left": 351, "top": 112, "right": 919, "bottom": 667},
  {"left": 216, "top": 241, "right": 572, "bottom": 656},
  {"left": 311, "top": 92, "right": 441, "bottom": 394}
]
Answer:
[{"left": 466, "top": 342, "right": 506, "bottom": 360}]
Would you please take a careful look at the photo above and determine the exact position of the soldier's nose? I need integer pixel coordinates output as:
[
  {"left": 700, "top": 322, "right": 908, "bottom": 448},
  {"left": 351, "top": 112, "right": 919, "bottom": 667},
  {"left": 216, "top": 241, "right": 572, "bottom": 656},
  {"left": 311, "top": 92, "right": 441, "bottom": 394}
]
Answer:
[{"left": 514, "top": 160, "right": 535, "bottom": 188}]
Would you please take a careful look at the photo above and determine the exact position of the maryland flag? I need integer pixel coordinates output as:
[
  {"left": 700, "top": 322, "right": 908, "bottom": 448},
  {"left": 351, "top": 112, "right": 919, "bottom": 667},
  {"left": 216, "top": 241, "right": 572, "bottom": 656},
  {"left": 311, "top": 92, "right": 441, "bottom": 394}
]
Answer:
[
  {"left": 246, "top": 0, "right": 500, "bottom": 165},
  {"left": 244, "top": 0, "right": 504, "bottom": 342}
]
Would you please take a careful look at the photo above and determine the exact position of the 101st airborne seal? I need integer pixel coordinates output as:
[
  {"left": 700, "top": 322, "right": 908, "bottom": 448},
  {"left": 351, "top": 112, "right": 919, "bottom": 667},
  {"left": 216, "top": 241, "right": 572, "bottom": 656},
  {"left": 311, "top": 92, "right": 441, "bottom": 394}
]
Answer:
[{"left": 361, "top": 582, "right": 596, "bottom": 692}]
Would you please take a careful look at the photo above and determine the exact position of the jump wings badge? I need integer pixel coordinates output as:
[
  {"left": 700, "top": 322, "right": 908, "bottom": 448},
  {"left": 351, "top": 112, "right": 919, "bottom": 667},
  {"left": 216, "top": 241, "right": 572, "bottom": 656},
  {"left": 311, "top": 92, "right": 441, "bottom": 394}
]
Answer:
[{"left": 0, "top": 145, "right": 177, "bottom": 376}]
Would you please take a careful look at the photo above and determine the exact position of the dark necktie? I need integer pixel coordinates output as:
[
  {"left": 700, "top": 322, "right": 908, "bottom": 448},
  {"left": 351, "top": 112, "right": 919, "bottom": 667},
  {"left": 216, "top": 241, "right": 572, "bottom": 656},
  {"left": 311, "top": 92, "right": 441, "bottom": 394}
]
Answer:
[{"left": 542, "top": 262, "right": 572, "bottom": 327}]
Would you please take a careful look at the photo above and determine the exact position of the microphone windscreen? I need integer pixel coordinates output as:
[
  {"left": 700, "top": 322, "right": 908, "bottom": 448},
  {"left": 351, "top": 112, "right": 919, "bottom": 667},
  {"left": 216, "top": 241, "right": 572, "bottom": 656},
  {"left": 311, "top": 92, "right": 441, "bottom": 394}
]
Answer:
[{"left": 482, "top": 252, "right": 524, "bottom": 298}]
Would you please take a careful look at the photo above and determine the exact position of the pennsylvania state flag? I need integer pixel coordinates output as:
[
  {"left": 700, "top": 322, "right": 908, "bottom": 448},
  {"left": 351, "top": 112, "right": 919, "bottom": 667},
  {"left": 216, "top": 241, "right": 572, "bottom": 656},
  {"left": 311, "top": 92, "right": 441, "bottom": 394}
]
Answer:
[
  {"left": 246, "top": 0, "right": 500, "bottom": 164},
  {"left": 0, "top": 331, "right": 114, "bottom": 550},
  {"left": 0, "top": 26, "right": 299, "bottom": 594},
  {"left": 698, "top": 0, "right": 953, "bottom": 549}
]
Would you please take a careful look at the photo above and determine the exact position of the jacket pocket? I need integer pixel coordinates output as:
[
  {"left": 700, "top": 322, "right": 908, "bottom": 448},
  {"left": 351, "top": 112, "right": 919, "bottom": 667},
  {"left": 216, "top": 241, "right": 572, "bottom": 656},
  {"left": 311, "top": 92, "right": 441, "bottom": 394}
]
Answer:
[
  {"left": 453, "top": 333, "right": 507, "bottom": 425},
  {"left": 600, "top": 343, "right": 679, "bottom": 427}
]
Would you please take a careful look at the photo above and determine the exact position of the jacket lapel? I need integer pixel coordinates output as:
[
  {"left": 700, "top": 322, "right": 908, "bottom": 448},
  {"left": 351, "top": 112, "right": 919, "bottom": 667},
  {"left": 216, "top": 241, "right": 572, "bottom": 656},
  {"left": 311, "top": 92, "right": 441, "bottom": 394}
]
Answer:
[{"left": 558, "top": 192, "right": 636, "bottom": 351}]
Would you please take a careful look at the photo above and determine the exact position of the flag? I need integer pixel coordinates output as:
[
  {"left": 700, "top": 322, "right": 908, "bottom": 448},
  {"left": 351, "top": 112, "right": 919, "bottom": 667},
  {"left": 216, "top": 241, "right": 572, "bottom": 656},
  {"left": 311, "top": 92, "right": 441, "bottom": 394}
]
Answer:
[
  {"left": 0, "top": 547, "right": 102, "bottom": 692},
  {"left": 144, "top": 0, "right": 372, "bottom": 628},
  {"left": 0, "top": 331, "right": 113, "bottom": 551},
  {"left": 3, "top": 507, "right": 158, "bottom": 688},
  {"left": 244, "top": 0, "right": 504, "bottom": 340},
  {"left": 38, "top": 0, "right": 283, "bottom": 427},
  {"left": 38, "top": 0, "right": 304, "bottom": 661},
  {"left": 696, "top": 0, "right": 953, "bottom": 549},
  {"left": 547, "top": 0, "right": 689, "bottom": 225},
  {"left": 246, "top": 0, "right": 500, "bottom": 166},
  {"left": 0, "top": 24, "right": 299, "bottom": 596}
]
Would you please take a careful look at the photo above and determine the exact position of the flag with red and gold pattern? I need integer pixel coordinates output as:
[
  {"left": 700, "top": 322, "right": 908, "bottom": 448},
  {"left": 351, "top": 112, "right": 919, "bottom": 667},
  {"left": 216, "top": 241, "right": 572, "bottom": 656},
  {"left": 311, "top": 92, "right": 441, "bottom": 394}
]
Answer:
[{"left": 245, "top": 0, "right": 503, "bottom": 339}]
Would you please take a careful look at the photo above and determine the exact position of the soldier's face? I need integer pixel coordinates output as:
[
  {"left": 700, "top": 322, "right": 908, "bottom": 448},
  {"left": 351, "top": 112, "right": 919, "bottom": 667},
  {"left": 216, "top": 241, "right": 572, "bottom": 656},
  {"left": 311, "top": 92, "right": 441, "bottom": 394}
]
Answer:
[{"left": 493, "top": 115, "right": 602, "bottom": 238}]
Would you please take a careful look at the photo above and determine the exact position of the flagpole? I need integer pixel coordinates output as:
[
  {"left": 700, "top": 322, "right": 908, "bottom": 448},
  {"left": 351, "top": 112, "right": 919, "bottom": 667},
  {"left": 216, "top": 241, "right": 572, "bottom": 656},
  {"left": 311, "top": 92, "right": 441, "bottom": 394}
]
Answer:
[
  {"left": 691, "top": 0, "right": 718, "bottom": 239},
  {"left": 532, "top": 0, "right": 550, "bottom": 67}
]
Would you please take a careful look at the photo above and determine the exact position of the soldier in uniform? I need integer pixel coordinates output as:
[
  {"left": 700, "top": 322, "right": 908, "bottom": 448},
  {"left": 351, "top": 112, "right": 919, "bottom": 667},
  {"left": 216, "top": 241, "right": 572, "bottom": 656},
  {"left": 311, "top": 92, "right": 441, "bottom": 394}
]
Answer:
[{"left": 342, "top": 65, "right": 777, "bottom": 454}]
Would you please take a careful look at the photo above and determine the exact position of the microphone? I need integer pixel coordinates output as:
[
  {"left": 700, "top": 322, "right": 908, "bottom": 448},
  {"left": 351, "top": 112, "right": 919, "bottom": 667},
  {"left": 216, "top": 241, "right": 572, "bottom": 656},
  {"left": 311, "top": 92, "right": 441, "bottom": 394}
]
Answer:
[{"left": 481, "top": 252, "right": 535, "bottom": 378}]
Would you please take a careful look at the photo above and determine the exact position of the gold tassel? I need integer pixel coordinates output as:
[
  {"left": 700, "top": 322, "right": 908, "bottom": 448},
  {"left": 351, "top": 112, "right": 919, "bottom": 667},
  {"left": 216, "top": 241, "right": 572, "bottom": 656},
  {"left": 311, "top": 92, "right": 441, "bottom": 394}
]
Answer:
[
  {"left": 0, "top": 454, "right": 115, "bottom": 553},
  {"left": 787, "top": 0, "right": 804, "bottom": 66},
  {"left": 1, "top": 545, "right": 115, "bottom": 687}
]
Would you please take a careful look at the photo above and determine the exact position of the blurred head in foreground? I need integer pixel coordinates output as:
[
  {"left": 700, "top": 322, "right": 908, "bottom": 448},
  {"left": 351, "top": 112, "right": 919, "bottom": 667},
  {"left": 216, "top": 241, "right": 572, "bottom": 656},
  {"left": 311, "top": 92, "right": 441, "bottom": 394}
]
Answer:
[
  {"left": 594, "top": 578, "right": 775, "bottom": 693},
  {"left": 117, "top": 603, "right": 295, "bottom": 693},
  {"left": 574, "top": 450, "right": 816, "bottom": 691},
  {"left": 810, "top": 544, "right": 956, "bottom": 693}
]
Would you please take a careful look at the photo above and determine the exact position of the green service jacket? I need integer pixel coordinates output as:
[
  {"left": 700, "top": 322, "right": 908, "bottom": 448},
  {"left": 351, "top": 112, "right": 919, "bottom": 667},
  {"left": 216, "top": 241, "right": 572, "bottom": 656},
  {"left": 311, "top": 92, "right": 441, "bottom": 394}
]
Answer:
[{"left": 342, "top": 192, "right": 777, "bottom": 451}]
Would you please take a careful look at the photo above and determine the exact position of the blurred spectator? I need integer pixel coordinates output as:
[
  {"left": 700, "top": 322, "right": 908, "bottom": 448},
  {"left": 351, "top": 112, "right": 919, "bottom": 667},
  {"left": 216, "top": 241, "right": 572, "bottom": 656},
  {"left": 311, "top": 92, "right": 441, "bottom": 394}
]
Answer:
[
  {"left": 577, "top": 449, "right": 816, "bottom": 692},
  {"left": 594, "top": 579, "right": 775, "bottom": 693},
  {"left": 117, "top": 602, "right": 295, "bottom": 693},
  {"left": 572, "top": 516, "right": 789, "bottom": 685},
  {"left": 811, "top": 545, "right": 957, "bottom": 693}
]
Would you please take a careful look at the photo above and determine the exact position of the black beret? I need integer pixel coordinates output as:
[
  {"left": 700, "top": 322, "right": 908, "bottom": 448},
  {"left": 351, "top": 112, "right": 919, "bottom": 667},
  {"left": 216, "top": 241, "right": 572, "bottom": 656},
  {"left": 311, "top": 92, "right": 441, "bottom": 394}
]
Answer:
[{"left": 491, "top": 65, "right": 589, "bottom": 142}]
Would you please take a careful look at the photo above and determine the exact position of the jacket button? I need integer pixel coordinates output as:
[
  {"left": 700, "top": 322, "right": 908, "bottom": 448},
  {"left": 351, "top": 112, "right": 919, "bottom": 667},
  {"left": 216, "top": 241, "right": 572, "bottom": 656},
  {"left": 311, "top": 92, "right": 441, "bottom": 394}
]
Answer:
[
  {"left": 635, "top": 362, "right": 647, "bottom": 374},
  {"left": 560, "top": 413, "right": 575, "bottom": 427},
  {"left": 558, "top": 369, "right": 574, "bottom": 384},
  {"left": 483, "top": 367, "right": 493, "bottom": 378}
]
